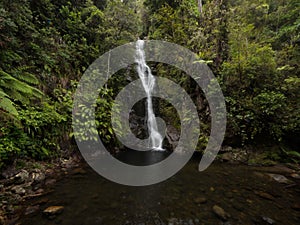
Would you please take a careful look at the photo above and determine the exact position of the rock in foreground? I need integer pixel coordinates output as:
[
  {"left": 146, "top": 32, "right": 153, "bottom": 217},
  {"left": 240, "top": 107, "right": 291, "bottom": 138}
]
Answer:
[{"left": 43, "top": 206, "right": 64, "bottom": 219}]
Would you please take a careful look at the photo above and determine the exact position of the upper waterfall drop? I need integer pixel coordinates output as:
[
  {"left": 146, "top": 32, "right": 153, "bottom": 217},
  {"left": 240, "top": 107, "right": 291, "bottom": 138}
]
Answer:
[{"left": 135, "top": 40, "right": 164, "bottom": 151}]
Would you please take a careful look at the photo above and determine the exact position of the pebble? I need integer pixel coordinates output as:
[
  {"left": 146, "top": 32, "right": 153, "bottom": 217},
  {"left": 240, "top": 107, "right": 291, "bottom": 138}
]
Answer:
[
  {"left": 212, "top": 205, "right": 229, "bottom": 221},
  {"left": 262, "top": 216, "right": 275, "bottom": 224},
  {"left": 267, "top": 174, "right": 292, "bottom": 184}
]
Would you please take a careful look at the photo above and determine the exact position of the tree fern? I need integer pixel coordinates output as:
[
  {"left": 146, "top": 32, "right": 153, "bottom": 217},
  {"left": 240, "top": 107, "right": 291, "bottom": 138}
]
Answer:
[
  {"left": 0, "top": 67, "right": 43, "bottom": 117},
  {"left": 0, "top": 89, "right": 18, "bottom": 116}
]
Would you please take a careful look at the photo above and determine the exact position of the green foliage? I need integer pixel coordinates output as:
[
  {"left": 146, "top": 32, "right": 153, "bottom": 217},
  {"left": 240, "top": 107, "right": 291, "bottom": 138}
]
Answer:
[
  {"left": 0, "top": 0, "right": 299, "bottom": 168},
  {"left": 72, "top": 87, "right": 115, "bottom": 144}
]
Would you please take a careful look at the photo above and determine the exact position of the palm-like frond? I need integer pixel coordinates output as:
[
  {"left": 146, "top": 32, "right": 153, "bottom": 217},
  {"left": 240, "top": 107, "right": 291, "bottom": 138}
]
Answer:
[
  {"left": 11, "top": 66, "right": 39, "bottom": 85},
  {"left": 0, "top": 67, "right": 43, "bottom": 117},
  {"left": 0, "top": 89, "right": 18, "bottom": 116}
]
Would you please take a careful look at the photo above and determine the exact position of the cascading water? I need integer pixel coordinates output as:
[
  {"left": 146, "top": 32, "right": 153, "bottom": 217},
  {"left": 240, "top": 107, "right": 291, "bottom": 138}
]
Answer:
[{"left": 135, "top": 40, "right": 164, "bottom": 151}]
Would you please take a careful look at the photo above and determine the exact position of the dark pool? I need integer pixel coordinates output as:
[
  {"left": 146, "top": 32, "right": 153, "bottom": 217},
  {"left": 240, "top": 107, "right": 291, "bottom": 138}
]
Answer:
[{"left": 19, "top": 152, "right": 300, "bottom": 225}]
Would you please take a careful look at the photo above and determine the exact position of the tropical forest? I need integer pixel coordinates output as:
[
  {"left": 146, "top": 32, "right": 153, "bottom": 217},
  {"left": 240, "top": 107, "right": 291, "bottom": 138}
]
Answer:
[{"left": 0, "top": 0, "right": 299, "bottom": 224}]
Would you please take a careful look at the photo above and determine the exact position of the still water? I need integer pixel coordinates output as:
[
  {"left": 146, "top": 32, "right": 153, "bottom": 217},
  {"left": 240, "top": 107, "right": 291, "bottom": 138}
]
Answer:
[{"left": 20, "top": 152, "right": 300, "bottom": 225}]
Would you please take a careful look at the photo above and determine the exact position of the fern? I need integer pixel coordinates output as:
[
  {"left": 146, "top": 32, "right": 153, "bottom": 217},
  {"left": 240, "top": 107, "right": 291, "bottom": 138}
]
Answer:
[
  {"left": 0, "top": 67, "right": 43, "bottom": 117},
  {"left": 0, "top": 90, "right": 18, "bottom": 116},
  {"left": 11, "top": 66, "right": 39, "bottom": 85}
]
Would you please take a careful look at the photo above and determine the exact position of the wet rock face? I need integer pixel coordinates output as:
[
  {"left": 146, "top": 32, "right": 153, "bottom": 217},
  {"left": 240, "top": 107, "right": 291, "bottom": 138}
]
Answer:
[
  {"left": 128, "top": 109, "right": 180, "bottom": 151},
  {"left": 165, "top": 125, "right": 180, "bottom": 150},
  {"left": 129, "top": 113, "right": 148, "bottom": 140}
]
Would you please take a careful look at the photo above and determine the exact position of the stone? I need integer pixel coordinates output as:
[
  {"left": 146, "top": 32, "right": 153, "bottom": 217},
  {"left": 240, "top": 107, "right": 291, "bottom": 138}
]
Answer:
[
  {"left": 25, "top": 205, "right": 40, "bottom": 215},
  {"left": 267, "top": 174, "right": 293, "bottom": 184},
  {"left": 221, "top": 152, "right": 233, "bottom": 162},
  {"left": 43, "top": 206, "right": 64, "bottom": 218},
  {"left": 14, "top": 170, "right": 29, "bottom": 184},
  {"left": 212, "top": 205, "right": 229, "bottom": 221},
  {"left": 194, "top": 197, "right": 207, "bottom": 204},
  {"left": 11, "top": 186, "right": 26, "bottom": 195},
  {"left": 262, "top": 216, "right": 275, "bottom": 224},
  {"left": 290, "top": 173, "right": 300, "bottom": 179},
  {"left": 30, "top": 170, "right": 45, "bottom": 183}
]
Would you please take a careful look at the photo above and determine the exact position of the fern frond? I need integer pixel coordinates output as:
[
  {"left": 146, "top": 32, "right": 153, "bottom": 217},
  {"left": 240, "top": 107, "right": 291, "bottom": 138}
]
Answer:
[
  {"left": 0, "top": 96, "right": 18, "bottom": 116},
  {"left": 3, "top": 78, "right": 33, "bottom": 94},
  {"left": 31, "top": 87, "right": 44, "bottom": 98},
  {"left": 14, "top": 71, "right": 39, "bottom": 85},
  {"left": 0, "top": 67, "right": 43, "bottom": 118}
]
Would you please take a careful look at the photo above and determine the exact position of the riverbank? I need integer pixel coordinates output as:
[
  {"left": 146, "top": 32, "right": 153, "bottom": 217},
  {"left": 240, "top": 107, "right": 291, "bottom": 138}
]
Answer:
[{"left": 0, "top": 155, "right": 84, "bottom": 225}]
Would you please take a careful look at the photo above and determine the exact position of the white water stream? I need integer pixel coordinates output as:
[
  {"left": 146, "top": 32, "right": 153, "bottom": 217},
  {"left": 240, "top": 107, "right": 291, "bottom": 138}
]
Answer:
[{"left": 135, "top": 40, "right": 164, "bottom": 151}]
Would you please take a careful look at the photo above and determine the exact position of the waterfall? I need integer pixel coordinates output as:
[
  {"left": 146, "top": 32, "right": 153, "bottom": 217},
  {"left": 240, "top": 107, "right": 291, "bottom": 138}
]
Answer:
[{"left": 135, "top": 40, "right": 164, "bottom": 151}]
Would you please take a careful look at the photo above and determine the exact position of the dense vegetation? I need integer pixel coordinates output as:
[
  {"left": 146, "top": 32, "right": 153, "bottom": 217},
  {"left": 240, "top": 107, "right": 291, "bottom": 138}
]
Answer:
[{"left": 0, "top": 0, "right": 299, "bottom": 168}]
